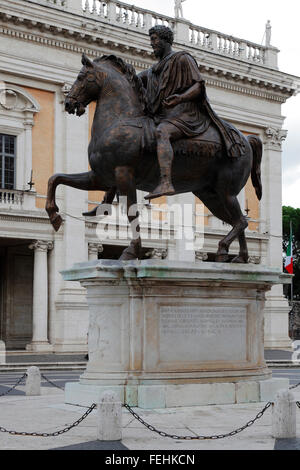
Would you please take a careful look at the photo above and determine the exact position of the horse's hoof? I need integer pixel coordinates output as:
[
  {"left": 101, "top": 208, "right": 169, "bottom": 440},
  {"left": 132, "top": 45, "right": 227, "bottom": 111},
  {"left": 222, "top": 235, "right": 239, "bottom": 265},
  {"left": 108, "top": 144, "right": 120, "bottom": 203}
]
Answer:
[
  {"left": 215, "top": 253, "right": 230, "bottom": 263},
  {"left": 231, "top": 255, "right": 249, "bottom": 264},
  {"left": 51, "top": 213, "right": 63, "bottom": 232}
]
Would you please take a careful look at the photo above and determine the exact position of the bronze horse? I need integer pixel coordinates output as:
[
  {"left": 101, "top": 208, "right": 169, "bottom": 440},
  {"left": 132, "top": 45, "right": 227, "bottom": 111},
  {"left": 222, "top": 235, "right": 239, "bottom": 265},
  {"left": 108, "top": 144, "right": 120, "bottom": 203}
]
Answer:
[{"left": 46, "top": 53, "right": 262, "bottom": 262}]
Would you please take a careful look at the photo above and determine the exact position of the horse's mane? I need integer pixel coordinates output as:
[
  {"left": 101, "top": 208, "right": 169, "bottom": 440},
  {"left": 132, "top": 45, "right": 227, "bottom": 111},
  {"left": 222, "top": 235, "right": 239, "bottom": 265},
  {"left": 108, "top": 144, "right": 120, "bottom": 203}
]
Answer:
[{"left": 95, "top": 55, "right": 146, "bottom": 113}]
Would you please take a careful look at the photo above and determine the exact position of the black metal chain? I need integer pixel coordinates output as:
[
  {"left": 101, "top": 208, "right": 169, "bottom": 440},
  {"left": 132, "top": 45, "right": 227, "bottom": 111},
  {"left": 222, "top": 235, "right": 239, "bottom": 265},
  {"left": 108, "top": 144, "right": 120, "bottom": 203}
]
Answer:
[
  {"left": 41, "top": 373, "right": 64, "bottom": 391},
  {"left": 0, "top": 374, "right": 27, "bottom": 397},
  {"left": 289, "top": 382, "right": 300, "bottom": 390},
  {"left": 123, "top": 401, "right": 272, "bottom": 440},
  {"left": 0, "top": 403, "right": 97, "bottom": 437},
  {"left": 0, "top": 371, "right": 298, "bottom": 439}
]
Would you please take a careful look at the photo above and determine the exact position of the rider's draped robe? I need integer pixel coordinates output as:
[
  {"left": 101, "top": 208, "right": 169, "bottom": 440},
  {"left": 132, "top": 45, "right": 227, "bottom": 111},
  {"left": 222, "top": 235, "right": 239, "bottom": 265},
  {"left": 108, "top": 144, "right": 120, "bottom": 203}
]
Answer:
[{"left": 142, "top": 51, "right": 245, "bottom": 158}]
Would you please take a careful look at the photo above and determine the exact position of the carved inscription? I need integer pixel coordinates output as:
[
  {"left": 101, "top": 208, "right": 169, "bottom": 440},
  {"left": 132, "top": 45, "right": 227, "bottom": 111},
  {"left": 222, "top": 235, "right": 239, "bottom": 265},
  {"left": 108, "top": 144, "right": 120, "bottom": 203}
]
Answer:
[
  {"left": 160, "top": 306, "right": 246, "bottom": 337},
  {"left": 159, "top": 305, "right": 247, "bottom": 362}
]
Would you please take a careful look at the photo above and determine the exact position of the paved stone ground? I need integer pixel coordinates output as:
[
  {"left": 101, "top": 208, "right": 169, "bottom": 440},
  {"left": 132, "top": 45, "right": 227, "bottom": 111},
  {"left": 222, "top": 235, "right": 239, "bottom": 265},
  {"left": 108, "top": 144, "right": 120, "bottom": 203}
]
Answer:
[
  {"left": 0, "top": 349, "right": 299, "bottom": 451},
  {"left": 0, "top": 386, "right": 299, "bottom": 451}
]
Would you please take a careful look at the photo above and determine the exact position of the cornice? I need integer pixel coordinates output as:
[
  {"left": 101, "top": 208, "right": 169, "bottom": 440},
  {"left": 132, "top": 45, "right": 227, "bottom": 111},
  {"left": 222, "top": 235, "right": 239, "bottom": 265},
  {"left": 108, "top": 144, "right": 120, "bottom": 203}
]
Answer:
[
  {"left": 0, "top": 11, "right": 297, "bottom": 101},
  {"left": 0, "top": 210, "right": 51, "bottom": 224},
  {"left": 203, "top": 76, "right": 288, "bottom": 103}
]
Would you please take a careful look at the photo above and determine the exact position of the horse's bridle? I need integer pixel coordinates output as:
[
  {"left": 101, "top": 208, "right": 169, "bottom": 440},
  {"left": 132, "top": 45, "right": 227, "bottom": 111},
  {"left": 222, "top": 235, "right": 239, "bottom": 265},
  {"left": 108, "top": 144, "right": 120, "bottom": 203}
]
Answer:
[{"left": 67, "top": 68, "right": 109, "bottom": 103}]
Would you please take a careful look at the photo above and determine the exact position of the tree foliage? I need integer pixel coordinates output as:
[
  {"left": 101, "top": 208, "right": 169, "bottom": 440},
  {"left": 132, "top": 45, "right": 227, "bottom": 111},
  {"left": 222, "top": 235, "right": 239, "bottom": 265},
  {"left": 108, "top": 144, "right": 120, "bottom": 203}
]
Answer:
[{"left": 282, "top": 206, "right": 300, "bottom": 298}]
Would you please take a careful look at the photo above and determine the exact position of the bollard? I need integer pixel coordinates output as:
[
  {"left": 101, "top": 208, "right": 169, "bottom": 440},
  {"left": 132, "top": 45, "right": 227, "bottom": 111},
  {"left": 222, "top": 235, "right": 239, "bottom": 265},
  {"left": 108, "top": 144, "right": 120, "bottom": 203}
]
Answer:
[
  {"left": 272, "top": 389, "right": 297, "bottom": 438},
  {"left": 0, "top": 341, "right": 5, "bottom": 364},
  {"left": 97, "top": 391, "right": 122, "bottom": 441},
  {"left": 26, "top": 366, "right": 41, "bottom": 396}
]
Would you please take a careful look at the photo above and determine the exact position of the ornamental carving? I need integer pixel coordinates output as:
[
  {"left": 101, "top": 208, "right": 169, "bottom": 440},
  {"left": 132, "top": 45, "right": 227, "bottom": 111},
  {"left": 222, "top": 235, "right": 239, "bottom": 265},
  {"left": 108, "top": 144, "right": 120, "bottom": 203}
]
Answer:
[
  {"left": 264, "top": 127, "right": 288, "bottom": 147},
  {"left": 29, "top": 240, "right": 54, "bottom": 252},
  {"left": 0, "top": 85, "right": 40, "bottom": 114}
]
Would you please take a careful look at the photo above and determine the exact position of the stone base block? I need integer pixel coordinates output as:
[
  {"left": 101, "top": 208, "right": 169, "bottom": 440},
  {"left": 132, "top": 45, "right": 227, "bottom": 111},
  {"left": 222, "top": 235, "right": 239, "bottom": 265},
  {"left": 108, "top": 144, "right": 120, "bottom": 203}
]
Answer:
[
  {"left": 65, "top": 378, "right": 289, "bottom": 409},
  {"left": 235, "top": 381, "right": 260, "bottom": 403},
  {"left": 62, "top": 260, "right": 292, "bottom": 410},
  {"left": 65, "top": 382, "right": 124, "bottom": 408},
  {"left": 138, "top": 385, "right": 166, "bottom": 408},
  {"left": 260, "top": 378, "right": 290, "bottom": 402}
]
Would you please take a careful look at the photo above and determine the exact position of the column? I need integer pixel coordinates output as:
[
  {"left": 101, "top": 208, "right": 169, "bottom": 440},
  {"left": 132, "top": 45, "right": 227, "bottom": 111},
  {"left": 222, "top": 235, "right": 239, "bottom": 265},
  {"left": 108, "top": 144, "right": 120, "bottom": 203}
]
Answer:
[
  {"left": 262, "top": 127, "right": 291, "bottom": 348},
  {"left": 26, "top": 241, "right": 53, "bottom": 352},
  {"left": 88, "top": 243, "right": 104, "bottom": 261}
]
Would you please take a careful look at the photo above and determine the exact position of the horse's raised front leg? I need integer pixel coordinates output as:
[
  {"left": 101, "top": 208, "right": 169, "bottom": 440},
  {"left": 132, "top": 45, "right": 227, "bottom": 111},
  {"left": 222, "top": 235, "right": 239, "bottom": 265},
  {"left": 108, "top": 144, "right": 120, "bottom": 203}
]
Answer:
[
  {"left": 46, "top": 170, "right": 105, "bottom": 232},
  {"left": 115, "top": 166, "right": 142, "bottom": 260}
]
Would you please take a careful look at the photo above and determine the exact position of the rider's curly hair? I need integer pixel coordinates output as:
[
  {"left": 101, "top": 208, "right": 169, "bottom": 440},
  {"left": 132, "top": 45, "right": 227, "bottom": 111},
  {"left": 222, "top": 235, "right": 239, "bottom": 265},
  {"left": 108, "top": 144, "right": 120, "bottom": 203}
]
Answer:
[{"left": 149, "top": 25, "right": 174, "bottom": 45}]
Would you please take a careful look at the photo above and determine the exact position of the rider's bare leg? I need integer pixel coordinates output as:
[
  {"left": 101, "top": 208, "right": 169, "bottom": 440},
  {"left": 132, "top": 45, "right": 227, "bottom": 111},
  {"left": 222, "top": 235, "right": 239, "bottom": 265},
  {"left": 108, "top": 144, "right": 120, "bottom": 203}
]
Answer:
[{"left": 145, "top": 122, "right": 183, "bottom": 200}]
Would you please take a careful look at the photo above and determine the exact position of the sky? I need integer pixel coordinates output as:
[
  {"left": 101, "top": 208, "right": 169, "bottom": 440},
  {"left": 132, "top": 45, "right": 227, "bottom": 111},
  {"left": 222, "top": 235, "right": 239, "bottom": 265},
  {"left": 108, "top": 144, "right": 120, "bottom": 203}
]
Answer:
[{"left": 126, "top": 0, "right": 300, "bottom": 208}]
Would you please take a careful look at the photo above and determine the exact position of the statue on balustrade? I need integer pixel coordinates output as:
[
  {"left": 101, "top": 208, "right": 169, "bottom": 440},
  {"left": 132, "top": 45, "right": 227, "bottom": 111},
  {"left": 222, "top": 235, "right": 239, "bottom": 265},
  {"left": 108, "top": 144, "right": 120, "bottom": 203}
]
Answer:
[
  {"left": 174, "top": 0, "right": 187, "bottom": 19},
  {"left": 46, "top": 25, "right": 263, "bottom": 263}
]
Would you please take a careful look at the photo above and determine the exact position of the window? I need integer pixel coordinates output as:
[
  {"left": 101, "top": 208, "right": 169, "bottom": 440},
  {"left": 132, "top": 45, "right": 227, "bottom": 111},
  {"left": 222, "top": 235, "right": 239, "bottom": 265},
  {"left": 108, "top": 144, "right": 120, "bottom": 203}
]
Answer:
[{"left": 0, "top": 134, "right": 16, "bottom": 189}]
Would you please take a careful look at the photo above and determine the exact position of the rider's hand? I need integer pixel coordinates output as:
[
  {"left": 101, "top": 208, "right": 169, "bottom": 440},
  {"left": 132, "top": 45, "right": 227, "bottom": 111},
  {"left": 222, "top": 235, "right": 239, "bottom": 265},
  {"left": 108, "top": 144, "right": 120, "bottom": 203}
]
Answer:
[{"left": 163, "top": 94, "right": 182, "bottom": 108}]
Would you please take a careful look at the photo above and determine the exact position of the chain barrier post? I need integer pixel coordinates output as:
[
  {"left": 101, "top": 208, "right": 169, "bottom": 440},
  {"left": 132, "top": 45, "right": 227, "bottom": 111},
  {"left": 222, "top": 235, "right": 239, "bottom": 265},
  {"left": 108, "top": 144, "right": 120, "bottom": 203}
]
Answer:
[
  {"left": 26, "top": 366, "right": 41, "bottom": 396},
  {"left": 272, "top": 389, "right": 297, "bottom": 439},
  {"left": 97, "top": 391, "right": 122, "bottom": 441},
  {"left": 0, "top": 341, "right": 5, "bottom": 365}
]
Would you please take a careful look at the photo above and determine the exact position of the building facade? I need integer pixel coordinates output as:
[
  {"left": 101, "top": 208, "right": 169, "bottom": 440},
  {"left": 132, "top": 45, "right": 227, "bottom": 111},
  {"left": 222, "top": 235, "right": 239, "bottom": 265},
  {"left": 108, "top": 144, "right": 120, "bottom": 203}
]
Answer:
[{"left": 0, "top": 0, "right": 298, "bottom": 352}]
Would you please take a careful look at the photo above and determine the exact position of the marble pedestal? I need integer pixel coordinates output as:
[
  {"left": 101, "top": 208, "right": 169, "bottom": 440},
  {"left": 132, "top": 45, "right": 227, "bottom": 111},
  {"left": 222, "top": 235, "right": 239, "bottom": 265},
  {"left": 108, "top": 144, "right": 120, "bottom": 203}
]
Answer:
[{"left": 62, "top": 260, "right": 291, "bottom": 408}]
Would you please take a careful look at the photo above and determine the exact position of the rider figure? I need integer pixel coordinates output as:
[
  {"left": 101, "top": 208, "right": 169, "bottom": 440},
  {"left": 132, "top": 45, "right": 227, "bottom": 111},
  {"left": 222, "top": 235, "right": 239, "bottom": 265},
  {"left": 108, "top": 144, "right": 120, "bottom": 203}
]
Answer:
[
  {"left": 83, "top": 25, "right": 245, "bottom": 215},
  {"left": 139, "top": 25, "right": 208, "bottom": 200}
]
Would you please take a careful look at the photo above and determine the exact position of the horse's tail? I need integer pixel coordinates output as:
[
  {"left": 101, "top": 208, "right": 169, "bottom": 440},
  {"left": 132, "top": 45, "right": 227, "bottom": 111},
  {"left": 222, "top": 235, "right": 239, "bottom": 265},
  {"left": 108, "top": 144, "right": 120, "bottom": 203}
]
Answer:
[{"left": 247, "top": 134, "right": 263, "bottom": 201}]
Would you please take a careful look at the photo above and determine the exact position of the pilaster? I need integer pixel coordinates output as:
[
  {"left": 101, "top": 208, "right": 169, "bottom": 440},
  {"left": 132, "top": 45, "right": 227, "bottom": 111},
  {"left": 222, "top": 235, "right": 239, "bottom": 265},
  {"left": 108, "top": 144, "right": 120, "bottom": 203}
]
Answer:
[{"left": 262, "top": 127, "right": 291, "bottom": 348}]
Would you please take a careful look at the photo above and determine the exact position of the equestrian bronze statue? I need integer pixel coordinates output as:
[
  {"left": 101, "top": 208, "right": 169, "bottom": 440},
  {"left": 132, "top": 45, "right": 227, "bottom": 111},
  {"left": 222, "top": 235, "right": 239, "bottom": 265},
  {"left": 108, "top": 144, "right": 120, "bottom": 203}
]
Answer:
[{"left": 46, "top": 25, "right": 263, "bottom": 262}]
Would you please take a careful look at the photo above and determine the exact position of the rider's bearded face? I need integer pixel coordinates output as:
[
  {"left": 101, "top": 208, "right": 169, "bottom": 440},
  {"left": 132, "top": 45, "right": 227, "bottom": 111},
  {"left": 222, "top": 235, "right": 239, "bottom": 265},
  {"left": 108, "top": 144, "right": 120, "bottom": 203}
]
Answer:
[{"left": 150, "top": 33, "right": 167, "bottom": 59}]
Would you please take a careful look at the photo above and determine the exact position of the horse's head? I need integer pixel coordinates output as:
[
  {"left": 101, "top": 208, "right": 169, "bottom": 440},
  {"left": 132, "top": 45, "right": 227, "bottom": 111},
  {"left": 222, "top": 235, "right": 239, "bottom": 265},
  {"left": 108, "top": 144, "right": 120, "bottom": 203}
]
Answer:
[{"left": 65, "top": 54, "right": 104, "bottom": 116}]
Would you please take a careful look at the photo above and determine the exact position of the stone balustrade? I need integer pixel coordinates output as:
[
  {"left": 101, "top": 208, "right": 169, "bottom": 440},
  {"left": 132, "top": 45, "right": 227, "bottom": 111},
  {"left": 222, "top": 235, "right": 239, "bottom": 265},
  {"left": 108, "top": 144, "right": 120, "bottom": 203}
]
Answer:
[
  {"left": 82, "top": 0, "right": 175, "bottom": 30},
  {"left": 189, "top": 26, "right": 266, "bottom": 65},
  {"left": 0, "top": 189, "right": 37, "bottom": 211},
  {"left": 0, "top": 189, "right": 24, "bottom": 208},
  {"left": 22, "top": 0, "right": 275, "bottom": 67}
]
